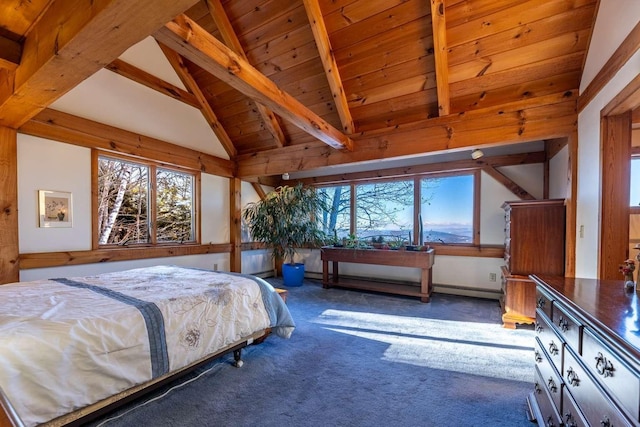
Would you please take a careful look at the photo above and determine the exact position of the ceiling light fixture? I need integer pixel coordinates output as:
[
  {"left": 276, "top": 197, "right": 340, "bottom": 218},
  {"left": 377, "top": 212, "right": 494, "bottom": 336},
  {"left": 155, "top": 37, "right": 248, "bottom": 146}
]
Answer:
[
  {"left": 471, "top": 149, "right": 484, "bottom": 160},
  {"left": 282, "top": 172, "right": 290, "bottom": 180}
]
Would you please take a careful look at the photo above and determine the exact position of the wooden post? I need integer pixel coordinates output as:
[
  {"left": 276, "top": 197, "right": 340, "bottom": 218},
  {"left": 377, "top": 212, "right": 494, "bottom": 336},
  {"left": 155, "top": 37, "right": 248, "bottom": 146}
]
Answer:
[
  {"left": 229, "top": 177, "right": 242, "bottom": 273},
  {"left": 0, "top": 127, "right": 18, "bottom": 284},
  {"left": 600, "top": 112, "right": 632, "bottom": 280}
]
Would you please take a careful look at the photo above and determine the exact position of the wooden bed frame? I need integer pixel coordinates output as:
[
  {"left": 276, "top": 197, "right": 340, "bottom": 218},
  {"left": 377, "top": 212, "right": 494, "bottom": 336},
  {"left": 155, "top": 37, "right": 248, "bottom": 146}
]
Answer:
[{"left": 0, "top": 328, "right": 269, "bottom": 427}]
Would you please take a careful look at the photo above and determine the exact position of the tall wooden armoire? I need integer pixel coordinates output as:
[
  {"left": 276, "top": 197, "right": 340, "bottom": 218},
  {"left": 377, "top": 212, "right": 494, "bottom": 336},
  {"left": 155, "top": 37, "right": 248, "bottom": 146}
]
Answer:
[{"left": 500, "top": 199, "right": 565, "bottom": 328}]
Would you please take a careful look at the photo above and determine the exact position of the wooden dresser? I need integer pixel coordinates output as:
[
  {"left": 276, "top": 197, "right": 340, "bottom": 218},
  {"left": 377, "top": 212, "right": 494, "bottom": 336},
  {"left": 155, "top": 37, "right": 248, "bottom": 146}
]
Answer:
[
  {"left": 501, "top": 199, "right": 565, "bottom": 328},
  {"left": 529, "top": 275, "right": 640, "bottom": 427}
]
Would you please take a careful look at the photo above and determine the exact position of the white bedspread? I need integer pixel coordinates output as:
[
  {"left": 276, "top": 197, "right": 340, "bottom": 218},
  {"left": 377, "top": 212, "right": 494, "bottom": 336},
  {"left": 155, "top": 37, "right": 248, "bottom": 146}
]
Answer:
[{"left": 0, "top": 265, "right": 294, "bottom": 426}]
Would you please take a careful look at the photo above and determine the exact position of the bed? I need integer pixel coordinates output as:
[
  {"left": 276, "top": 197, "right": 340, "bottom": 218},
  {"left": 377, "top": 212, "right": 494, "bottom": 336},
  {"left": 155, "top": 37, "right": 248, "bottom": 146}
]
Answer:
[{"left": 0, "top": 265, "right": 295, "bottom": 427}]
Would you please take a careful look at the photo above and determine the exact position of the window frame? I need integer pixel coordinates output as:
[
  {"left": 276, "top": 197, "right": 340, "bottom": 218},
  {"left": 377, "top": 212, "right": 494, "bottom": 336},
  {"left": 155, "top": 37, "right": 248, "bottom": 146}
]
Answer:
[
  {"left": 316, "top": 169, "right": 480, "bottom": 247},
  {"left": 92, "top": 150, "right": 201, "bottom": 249}
]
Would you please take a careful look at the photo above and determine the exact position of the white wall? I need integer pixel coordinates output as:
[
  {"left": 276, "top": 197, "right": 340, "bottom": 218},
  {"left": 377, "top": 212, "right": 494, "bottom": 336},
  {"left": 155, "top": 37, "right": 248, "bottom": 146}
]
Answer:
[
  {"left": 576, "top": 2, "right": 640, "bottom": 278},
  {"left": 17, "top": 135, "right": 232, "bottom": 281},
  {"left": 240, "top": 181, "right": 275, "bottom": 275},
  {"left": 549, "top": 145, "right": 570, "bottom": 200}
]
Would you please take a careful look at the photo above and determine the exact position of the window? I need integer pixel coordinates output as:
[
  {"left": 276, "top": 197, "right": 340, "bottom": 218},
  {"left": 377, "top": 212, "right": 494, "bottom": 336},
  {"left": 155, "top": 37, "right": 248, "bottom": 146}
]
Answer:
[
  {"left": 355, "top": 180, "right": 413, "bottom": 240},
  {"left": 318, "top": 185, "right": 351, "bottom": 239},
  {"left": 420, "top": 174, "right": 475, "bottom": 244},
  {"left": 317, "top": 172, "right": 477, "bottom": 245},
  {"left": 97, "top": 154, "right": 197, "bottom": 246},
  {"left": 631, "top": 158, "right": 640, "bottom": 207}
]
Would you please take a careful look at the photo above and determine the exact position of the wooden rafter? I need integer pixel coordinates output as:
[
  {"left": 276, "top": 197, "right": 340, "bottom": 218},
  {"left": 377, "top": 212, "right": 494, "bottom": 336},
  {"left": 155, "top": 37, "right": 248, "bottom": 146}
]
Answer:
[
  {"left": 0, "top": 0, "right": 200, "bottom": 129},
  {"left": 251, "top": 182, "right": 268, "bottom": 200},
  {"left": 154, "top": 14, "right": 353, "bottom": 151},
  {"left": 0, "top": 36, "right": 21, "bottom": 70},
  {"left": 303, "top": 0, "right": 355, "bottom": 134},
  {"left": 21, "top": 108, "right": 236, "bottom": 177},
  {"left": 236, "top": 96, "right": 577, "bottom": 178},
  {"left": 430, "top": 0, "right": 450, "bottom": 116},
  {"left": 205, "top": 0, "right": 286, "bottom": 148},
  {"left": 578, "top": 20, "right": 640, "bottom": 113},
  {"left": 481, "top": 166, "right": 535, "bottom": 200},
  {"left": 545, "top": 137, "right": 568, "bottom": 159},
  {"left": 105, "top": 58, "right": 200, "bottom": 108},
  {"left": 298, "top": 152, "right": 546, "bottom": 186},
  {"left": 157, "top": 42, "right": 237, "bottom": 158}
]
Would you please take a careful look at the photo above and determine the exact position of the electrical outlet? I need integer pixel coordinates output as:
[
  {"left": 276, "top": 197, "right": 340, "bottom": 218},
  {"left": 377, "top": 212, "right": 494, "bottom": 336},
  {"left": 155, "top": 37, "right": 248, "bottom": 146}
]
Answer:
[
  {"left": 489, "top": 273, "right": 497, "bottom": 282},
  {"left": 213, "top": 263, "right": 218, "bottom": 271}
]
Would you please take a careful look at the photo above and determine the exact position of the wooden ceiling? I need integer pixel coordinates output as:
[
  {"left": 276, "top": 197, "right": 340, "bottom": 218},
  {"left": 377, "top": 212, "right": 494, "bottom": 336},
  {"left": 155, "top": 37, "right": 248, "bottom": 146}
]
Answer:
[{"left": 0, "top": 0, "right": 598, "bottom": 181}]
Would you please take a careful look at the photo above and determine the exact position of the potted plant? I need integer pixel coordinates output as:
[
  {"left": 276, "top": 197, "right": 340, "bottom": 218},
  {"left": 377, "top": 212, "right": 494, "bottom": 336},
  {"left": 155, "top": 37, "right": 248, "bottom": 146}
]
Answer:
[{"left": 242, "top": 183, "right": 327, "bottom": 287}]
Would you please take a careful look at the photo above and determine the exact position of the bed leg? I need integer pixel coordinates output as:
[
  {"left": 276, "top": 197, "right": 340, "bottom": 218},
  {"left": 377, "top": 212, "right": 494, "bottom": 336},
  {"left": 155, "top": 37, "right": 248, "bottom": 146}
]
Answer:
[{"left": 233, "top": 349, "right": 244, "bottom": 368}]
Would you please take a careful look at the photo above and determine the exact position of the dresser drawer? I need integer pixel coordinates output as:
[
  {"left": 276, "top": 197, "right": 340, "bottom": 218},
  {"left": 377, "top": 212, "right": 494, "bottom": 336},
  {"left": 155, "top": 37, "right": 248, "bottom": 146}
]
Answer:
[
  {"left": 536, "top": 311, "right": 563, "bottom": 371},
  {"left": 534, "top": 365, "right": 563, "bottom": 427},
  {"left": 562, "top": 386, "right": 588, "bottom": 427},
  {"left": 535, "top": 338, "right": 563, "bottom": 411},
  {"left": 563, "top": 346, "right": 633, "bottom": 427},
  {"left": 582, "top": 327, "right": 640, "bottom": 422},
  {"left": 536, "top": 288, "right": 553, "bottom": 320},
  {"left": 551, "top": 303, "right": 582, "bottom": 352}
]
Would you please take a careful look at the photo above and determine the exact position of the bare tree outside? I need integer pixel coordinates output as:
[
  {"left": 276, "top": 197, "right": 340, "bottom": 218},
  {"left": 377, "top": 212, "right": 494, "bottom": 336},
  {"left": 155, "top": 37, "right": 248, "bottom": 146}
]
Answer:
[
  {"left": 355, "top": 181, "right": 415, "bottom": 238},
  {"left": 318, "top": 185, "right": 350, "bottom": 238},
  {"left": 156, "top": 169, "right": 194, "bottom": 242},
  {"left": 97, "top": 156, "right": 194, "bottom": 245},
  {"left": 318, "top": 180, "right": 435, "bottom": 240}
]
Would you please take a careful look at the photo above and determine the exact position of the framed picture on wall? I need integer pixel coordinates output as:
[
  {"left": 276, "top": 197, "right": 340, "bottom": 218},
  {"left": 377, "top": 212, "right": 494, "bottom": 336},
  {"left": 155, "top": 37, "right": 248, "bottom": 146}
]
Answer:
[{"left": 39, "top": 190, "right": 72, "bottom": 228}]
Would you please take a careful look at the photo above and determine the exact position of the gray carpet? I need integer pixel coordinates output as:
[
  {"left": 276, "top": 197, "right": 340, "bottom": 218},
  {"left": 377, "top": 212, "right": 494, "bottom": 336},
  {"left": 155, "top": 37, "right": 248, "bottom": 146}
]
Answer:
[{"left": 89, "top": 280, "right": 535, "bottom": 427}]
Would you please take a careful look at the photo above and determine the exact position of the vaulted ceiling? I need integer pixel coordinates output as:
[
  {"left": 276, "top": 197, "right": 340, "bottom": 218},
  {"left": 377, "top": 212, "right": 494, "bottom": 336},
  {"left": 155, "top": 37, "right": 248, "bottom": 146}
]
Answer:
[{"left": 0, "top": 0, "right": 598, "bottom": 182}]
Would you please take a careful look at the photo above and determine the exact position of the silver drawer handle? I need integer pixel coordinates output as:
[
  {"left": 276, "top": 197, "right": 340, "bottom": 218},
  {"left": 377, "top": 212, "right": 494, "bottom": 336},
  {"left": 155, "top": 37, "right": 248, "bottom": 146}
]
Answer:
[
  {"left": 594, "top": 352, "right": 614, "bottom": 378},
  {"left": 557, "top": 317, "right": 569, "bottom": 332},
  {"left": 537, "top": 297, "right": 546, "bottom": 309},
  {"left": 600, "top": 415, "right": 611, "bottom": 427},
  {"left": 566, "top": 367, "right": 580, "bottom": 387},
  {"left": 534, "top": 350, "right": 542, "bottom": 363},
  {"left": 546, "top": 415, "right": 556, "bottom": 427},
  {"left": 535, "top": 322, "right": 543, "bottom": 334},
  {"left": 547, "top": 377, "right": 558, "bottom": 393},
  {"left": 548, "top": 341, "right": 559, "bottom": 356},
  {"left": 564, "top": 411, "right": 578, "bottom": 427}
]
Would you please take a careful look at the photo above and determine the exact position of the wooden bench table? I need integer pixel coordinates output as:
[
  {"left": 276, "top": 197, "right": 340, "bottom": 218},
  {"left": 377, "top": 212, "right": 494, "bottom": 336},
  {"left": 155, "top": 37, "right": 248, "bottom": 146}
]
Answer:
[{"left": 320, "top": 246, "right": 435, "bottom": 302}]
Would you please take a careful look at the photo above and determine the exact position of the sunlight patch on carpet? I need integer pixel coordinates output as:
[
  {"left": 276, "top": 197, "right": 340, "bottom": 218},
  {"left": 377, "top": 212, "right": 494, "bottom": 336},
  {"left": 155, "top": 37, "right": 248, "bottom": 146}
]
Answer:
[{"left": 314, "top": 309, "right": 534, "bottom": 382}]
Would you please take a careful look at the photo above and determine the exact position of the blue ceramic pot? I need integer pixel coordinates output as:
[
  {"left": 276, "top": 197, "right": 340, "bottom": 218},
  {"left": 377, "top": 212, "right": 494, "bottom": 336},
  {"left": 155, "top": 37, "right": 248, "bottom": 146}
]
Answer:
[{"left": 282, "top": 262, "right": 305, "bottom": 287}]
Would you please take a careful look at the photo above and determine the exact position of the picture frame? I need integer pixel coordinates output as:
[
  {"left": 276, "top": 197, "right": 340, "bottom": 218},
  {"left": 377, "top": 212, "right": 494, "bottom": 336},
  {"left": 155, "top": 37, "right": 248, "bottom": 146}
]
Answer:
[{"left": 39, "top": 190, "right": 72, "bottom": 228}]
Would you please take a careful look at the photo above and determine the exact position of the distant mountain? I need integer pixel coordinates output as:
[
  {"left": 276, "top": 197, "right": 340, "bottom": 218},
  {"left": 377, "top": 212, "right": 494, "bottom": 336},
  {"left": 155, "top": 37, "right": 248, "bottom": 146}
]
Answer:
[
  {"left": 358, "top": 226, "right": 472, "bottom": 244},
  {"left": 424, "top": 229, "right": 471, "bottom": 244}
]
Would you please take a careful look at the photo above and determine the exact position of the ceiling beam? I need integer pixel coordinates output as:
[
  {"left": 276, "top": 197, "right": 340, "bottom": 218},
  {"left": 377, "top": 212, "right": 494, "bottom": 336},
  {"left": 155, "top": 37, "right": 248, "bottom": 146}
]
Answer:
[
  {"left": 430, "top": 0, "right": 450, "bottom": 116},
  {"left": 298, "top": 152, "right": 546, "bottom": 185},
  {"left": 154, "top": 14, "right": 353, "bottom": 151},
  {"left": 303, "top": 0, "right": 355, "bottom": 134},
  {"left": 481, "top": 166, "right": 535, "bottom": 200},
  {"left": 0, "top": 0, "right": 200, "bottom": 129},
  {"left": 545, "top": 137, "right": 568, "bottom": 159},
  {"left": 157, "top": 42, "right": 237, "bottom": 158},
  {"left": 578, "top": 19, "right": 640, "bottom": 113},
  {"left": 105, "top": 58, "right": 200, "bottom": 108},
  {"left": 0, "top": 36, "right": 21, "bottom": 70},
  {"left": 251, "top": 182, "right": 268, "bottom": 200},
  {"left": 20, "top": 108, "right": 235, "bottom": 177},
  {"left": 205, "top": 0, "right": 286, "bottom": 148},
  {"left": 236, "top": 97, "right": 577, "bottom": 178}
]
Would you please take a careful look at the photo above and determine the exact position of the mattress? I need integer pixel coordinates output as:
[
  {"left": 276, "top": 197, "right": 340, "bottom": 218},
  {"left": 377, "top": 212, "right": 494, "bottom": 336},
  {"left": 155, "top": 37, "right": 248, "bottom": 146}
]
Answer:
[{"left": 0, "top": 265, "right": 295, "bottom": 426}]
